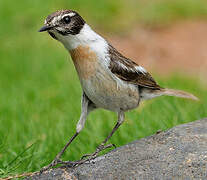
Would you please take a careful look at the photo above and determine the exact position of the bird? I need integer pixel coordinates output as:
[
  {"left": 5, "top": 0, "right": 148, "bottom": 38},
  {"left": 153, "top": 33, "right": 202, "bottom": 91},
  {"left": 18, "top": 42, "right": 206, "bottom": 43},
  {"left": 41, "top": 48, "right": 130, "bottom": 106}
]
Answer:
[{"left": 39, "top": 9, "right": 198, "bottom": 171}]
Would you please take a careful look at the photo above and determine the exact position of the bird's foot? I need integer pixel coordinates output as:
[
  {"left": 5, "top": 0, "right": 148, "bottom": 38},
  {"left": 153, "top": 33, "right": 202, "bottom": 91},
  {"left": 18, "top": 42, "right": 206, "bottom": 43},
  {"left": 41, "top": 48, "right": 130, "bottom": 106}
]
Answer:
[
  {"left": 81, "top": 143, "right": 116, "bottom": 160},
  {"left": 40, "top": 143, "right": 116, "bottom": 173},
  {"left": 40, "top": 158, "right": 77, "bottom": 173}
]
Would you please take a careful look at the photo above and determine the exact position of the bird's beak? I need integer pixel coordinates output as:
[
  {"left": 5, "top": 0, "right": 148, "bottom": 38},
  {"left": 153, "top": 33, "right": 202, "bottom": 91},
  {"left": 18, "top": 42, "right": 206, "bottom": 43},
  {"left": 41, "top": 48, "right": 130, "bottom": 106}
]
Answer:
[{"left": 38, "top": 25, "right": 53, "bottom": 32}]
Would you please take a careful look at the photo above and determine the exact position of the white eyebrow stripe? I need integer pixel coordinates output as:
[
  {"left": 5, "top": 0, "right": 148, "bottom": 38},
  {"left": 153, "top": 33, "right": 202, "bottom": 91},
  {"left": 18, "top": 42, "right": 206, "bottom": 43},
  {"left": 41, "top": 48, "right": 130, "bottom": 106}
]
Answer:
[
  {"left": 49, "top": 13, "right": 76, "bottom": 25},
  {"left": 63, "top": 12, "right": 76, "bottom": 18}
]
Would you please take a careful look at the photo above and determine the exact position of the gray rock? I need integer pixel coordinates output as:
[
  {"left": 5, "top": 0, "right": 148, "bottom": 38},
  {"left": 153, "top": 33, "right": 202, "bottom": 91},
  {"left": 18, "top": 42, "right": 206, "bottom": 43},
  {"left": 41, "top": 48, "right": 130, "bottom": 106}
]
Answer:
[{"left": 26, "top": 118, "right": 207, "bottom": 180}]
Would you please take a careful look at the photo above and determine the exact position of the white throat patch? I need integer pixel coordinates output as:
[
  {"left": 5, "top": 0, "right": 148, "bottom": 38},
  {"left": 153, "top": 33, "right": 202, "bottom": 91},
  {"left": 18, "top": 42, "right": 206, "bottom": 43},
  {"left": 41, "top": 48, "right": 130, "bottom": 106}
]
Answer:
[{"left": 56, "top": 24, "right": 108, "bottom": 51}]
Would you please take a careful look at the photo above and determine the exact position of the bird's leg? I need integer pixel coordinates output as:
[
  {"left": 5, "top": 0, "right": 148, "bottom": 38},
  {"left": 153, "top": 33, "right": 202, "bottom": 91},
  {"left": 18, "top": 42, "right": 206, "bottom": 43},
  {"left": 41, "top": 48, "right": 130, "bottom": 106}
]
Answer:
[
  {"left": 81, "top": 111, "right": 125, "bottom": 160},
  {"left": 40, "top": 93, "right": 93, "bottom": 172},
  {"left": 40, "top": 132, "right": 80, "bottom": 172}
]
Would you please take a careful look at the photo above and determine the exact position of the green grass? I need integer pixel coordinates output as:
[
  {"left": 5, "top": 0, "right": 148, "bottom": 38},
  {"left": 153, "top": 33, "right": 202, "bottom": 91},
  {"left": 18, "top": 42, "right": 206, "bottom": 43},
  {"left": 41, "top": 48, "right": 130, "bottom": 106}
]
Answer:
[{"left": 0, "top": 0, "right": 207, "bottom": 178}]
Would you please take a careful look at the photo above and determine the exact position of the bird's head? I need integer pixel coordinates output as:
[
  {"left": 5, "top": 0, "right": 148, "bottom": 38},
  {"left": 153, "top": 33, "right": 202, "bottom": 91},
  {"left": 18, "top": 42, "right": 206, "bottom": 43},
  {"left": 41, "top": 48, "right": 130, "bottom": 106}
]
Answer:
[{"left": 39, "top": 10, "right": 85, "bottom": 40}]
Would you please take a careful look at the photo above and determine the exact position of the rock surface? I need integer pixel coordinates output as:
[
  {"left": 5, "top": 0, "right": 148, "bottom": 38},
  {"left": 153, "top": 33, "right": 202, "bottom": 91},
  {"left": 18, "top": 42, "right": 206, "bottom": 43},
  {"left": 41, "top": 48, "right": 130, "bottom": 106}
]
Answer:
[{"left": 26, "top": 118, "right": 207, "bottom": 180}]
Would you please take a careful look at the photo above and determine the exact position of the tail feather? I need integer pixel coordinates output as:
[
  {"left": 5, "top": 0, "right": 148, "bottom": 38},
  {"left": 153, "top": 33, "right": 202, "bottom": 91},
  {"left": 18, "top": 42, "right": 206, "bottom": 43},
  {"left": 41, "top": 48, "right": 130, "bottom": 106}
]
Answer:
[
  {"left": 160, "top": 88, "right": 198, "bottom": 101},
  {"left": 140, "top": 87, "right": 198, "bottom": 100}
]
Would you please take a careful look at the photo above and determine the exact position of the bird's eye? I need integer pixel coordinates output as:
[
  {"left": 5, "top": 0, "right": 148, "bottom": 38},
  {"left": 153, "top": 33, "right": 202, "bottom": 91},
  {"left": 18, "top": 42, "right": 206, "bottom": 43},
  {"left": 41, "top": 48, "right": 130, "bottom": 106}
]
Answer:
[{"left": 63, "top": 16, "right": 71, "bottom": 24}]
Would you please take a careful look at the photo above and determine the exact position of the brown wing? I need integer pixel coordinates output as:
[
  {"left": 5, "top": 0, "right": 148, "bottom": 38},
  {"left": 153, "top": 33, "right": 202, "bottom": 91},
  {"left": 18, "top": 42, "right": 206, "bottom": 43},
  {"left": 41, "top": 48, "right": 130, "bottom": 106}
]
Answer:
[{"left": 108, "top": 44, "right": 161, "bottom": 90}]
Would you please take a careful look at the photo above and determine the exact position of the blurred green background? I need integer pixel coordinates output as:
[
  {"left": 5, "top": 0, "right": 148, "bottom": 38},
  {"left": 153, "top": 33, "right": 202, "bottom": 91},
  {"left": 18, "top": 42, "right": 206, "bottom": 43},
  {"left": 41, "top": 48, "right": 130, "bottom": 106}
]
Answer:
[{"left": 0, "top": 0, "right": 207, "bottom": 178}]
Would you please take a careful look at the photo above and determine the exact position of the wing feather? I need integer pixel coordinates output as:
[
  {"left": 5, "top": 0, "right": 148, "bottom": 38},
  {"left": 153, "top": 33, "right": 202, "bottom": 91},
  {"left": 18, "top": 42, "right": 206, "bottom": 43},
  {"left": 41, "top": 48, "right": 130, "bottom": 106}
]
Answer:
[{"left": 108, "top": 44, "right": 161, "bottom": 90}]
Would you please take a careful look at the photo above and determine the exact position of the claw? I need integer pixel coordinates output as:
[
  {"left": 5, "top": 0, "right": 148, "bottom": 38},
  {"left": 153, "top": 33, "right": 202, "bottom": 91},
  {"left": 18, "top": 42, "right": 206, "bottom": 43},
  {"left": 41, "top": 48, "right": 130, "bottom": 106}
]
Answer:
[
  {"left": 97, "top": 143, "right": 115, "bottom": 152},
  {"left": 81, "top": 153, "right": 91, "bottom": 160},
  {"left": 40, "top": 158, "right": 78, "bottom": 173},
  {"left": 40, "top": 158, "right": 60, "bottom": 173},
  {"left": 40, "top": 143, "right": 116, "bottom": 173},
  {"left": 81, "top": 143, "right": 115, "bottom": 160}
]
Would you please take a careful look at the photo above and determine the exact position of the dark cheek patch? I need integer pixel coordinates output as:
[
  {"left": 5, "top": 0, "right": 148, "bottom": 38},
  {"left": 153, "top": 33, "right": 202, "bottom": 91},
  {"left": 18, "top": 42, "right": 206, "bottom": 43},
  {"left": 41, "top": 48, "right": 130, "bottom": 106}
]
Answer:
[
  {"left": 70, "top": 25, "right": 82, "bottom": 35},
  {"left": 56, "top": 29, "right": 68, "bottom": 36},
  {"left": 58, "top": 15, "right": 85, "bottom": 36}
]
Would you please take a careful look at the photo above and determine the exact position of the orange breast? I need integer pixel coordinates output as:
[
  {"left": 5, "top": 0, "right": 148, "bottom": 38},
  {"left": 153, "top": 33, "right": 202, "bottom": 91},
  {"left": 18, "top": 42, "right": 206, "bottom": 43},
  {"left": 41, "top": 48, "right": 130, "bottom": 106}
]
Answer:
[{"left": 69, "top": 45, "right": 98, "bottom": 79}]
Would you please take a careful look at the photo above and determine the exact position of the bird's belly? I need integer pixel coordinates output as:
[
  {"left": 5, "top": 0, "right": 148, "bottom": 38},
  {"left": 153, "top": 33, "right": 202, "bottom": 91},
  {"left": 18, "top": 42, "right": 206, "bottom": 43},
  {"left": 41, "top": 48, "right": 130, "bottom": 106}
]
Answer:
[
  {"left": 69, "top": 45, "right": 140, "bottom": 111},
  {"left": 80, "top": 69, "right": 140, "bottom": 112}
]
